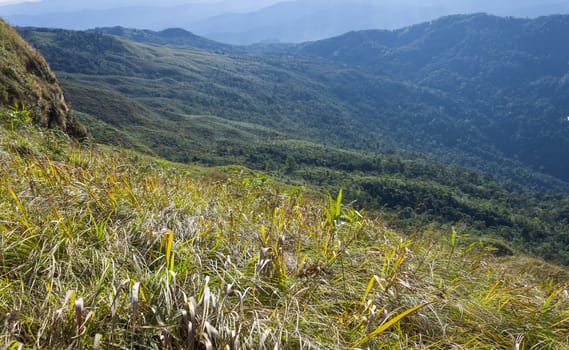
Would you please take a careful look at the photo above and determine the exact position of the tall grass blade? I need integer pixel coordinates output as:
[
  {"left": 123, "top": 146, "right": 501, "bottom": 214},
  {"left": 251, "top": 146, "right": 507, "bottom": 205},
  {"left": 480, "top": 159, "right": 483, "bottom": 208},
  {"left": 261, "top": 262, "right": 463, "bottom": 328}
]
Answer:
[
  {"left": 8, "top": 342, "right": 23, "bottom": 350},
  {"left": 163, "top": 229, "right": 175, "bottom": 271},
  {"left": 351, "top": 303, "right": 429, "bottom": 348},
  {"left": 75, "top": 297, "right": 84, "bottom": 349}
]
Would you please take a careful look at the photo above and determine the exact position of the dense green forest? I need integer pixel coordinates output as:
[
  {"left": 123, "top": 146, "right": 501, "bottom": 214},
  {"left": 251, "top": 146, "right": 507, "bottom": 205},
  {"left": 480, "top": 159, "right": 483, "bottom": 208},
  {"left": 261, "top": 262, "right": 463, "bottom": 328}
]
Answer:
[
  {"left": 15, "top": 15, "right": 569, "bottom": 266},
  {"left": 294, "top": 13, "right": 569, "bottom": 183}
]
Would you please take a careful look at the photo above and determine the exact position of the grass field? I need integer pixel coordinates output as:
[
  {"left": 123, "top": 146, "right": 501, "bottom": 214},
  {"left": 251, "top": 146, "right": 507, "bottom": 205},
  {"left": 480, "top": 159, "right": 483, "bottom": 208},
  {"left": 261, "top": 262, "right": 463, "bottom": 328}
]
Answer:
[{"left": 1, "top": 111, "right": 568, "bottom": 349}]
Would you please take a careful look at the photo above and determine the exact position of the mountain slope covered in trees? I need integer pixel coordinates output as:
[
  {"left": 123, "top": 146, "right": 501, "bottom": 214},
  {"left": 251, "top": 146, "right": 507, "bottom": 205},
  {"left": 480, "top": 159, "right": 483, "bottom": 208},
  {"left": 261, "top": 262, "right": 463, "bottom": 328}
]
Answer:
[
  {"left": 15, "top": 15, "right": 569, "bottom": 265},
  {"left": 18, "top": 17, "right": 569, "bottom": 192},
  {"left": 294, "top": 14, "right": 569, "bottom": 183}
]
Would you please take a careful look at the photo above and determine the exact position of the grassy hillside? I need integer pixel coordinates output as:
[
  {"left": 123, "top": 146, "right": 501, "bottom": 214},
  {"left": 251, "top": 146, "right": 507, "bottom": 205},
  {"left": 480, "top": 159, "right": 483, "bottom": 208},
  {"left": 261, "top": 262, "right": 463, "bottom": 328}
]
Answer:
[
  {"left": 91, "top": 26, "right": 239, "bottom": 53},
  {"left": 2, "top": 110, "right": 569, "bottom": 349}
]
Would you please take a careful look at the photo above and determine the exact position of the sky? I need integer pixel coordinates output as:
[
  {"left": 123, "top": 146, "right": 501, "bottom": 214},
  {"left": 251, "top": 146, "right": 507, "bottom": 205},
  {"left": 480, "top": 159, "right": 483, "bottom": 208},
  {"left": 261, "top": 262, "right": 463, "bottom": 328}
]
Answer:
[
  {"left": 2, "top": 0, "right": 569, "bottom": 13},
  {"left": 0, "top": 0, "right": 279, "bottom": 6},
  {"left": 0, "top": 0, "right": 36, "bottom": 3},
  {"left": 0, "top": 0, "right": 283, "bottom": 13}
]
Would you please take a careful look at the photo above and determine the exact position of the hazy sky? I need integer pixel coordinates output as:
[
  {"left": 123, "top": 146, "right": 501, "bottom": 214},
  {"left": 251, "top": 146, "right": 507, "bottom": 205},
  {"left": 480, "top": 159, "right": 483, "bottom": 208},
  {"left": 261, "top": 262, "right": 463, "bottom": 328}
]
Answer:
[
  {"left": 0, "top": 0, "right": 280, "bottom": 5},
  {"left": 2, "top": 0, "right": 568, "bottom": 12},
  {"left": 0, "top": 0, "right": 283, "bottom": 12},
  {"left": 0, "top": 0, "right": 36, "bottom": 3}
]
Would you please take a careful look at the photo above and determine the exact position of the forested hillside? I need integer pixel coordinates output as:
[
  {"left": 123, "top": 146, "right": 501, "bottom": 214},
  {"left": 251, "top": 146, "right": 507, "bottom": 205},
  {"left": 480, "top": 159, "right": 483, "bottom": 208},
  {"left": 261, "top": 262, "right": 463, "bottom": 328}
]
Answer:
[
  {"left": 15, "top": 16, "right": 569, "bottom": 266},
  {"left": 295, "top": 13, "right": 569, "bottom": 183},
  {"left": 20, "top": 15, "right": 569, "bottom": 192}
]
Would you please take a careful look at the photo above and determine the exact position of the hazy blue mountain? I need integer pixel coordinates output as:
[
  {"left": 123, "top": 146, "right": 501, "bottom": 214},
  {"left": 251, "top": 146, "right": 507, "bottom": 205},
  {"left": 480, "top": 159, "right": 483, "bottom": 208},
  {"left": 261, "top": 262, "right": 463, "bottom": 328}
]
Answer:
[
  {"left": 3, "top": 4, "right": 221, "bottom": 30},
  {"left": 189, "top": 0, "right": 447, "bottom": 44},
  {"left": 191, "top": 0, "right": 569, "bottom": 44},
  {"left": 0, "top": 0, "right": 279, "bottom": 30},
  {"left": 0, "top": 0, "right": 234, "bottom": 15},
  {"left": 172, "top": 0, "right": 569, "bottom": 44},
  {"left": 0, "top": 0, "right": 280, "bottom": 15},
  {"left": 4, "top": 0, "right": 569, "bottom": 43}
]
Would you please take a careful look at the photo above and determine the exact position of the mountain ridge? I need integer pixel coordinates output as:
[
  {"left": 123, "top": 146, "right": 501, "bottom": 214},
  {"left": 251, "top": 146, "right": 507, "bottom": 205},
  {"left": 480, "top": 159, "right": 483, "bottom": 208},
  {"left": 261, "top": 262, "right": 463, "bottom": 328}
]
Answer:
[
  {"left": 90, "top": 26, "right": 237, "bottom": 53},
  {"left": 3, "top": 0, "right": 569, "bottom": 44}
]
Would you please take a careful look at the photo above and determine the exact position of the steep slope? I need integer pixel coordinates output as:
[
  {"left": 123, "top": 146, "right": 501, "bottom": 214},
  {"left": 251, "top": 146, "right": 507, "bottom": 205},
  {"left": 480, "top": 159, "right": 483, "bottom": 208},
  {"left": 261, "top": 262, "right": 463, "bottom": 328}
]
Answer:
[
  {"left": 1, "top": 116, "right": 569, "bottom": 349},
  {"left": 0, "top": 19, "right": 86, "bottom": 138},
  {"left": 295, "top": 14, "right": 569, "bottom": 182}
]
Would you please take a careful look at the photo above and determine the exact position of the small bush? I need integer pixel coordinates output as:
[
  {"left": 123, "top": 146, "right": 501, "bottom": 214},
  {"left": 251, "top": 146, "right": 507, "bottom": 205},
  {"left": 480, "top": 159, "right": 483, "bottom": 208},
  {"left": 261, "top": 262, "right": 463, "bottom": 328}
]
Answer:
[{"left": 0, "top": 104, "right": 32, "bottom": 130}]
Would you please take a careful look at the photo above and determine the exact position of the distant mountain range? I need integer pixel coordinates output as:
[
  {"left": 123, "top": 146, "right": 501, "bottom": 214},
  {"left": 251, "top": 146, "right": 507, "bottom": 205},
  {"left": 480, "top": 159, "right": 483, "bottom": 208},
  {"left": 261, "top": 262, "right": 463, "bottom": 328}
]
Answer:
[
  {"left": 3, "top": 3, "right": 221, "bottom": 31},
  {"left": 189, "top": 0, "right": 569, "bottom": 44},
  {"left": 4, "top": 0, "right": 569, "bottom": 44}
]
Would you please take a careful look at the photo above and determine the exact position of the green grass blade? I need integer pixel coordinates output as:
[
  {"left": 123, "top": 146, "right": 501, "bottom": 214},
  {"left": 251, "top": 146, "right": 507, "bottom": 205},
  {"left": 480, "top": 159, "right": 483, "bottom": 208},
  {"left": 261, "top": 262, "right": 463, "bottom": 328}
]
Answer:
[
  {"left": 336, "top": 188, "right": 343, "bottom": 219},
  {"left": 351, "top": 303, "right": 429, "bottom": 348}
]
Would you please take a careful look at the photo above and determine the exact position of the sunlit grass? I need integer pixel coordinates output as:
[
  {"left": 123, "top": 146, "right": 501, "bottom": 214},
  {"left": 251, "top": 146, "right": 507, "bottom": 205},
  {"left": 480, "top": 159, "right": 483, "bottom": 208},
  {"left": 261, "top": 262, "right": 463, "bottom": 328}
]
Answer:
[{"left": 0, "top": 121, "right": 568, "bottom": 349}]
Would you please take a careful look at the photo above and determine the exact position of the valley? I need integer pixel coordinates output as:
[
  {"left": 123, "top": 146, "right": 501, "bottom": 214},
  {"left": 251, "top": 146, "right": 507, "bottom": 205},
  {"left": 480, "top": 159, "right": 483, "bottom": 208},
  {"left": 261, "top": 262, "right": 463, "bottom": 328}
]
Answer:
[{"left": 15, "top": 15, "right": 569, "bottom": 266}]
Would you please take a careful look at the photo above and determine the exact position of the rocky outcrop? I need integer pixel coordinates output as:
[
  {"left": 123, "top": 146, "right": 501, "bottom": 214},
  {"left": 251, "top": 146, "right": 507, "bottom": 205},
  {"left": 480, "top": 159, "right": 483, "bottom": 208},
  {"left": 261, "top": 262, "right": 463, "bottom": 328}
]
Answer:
[{"left": 0, "top": 18, "right": 86, "bottom": 139}]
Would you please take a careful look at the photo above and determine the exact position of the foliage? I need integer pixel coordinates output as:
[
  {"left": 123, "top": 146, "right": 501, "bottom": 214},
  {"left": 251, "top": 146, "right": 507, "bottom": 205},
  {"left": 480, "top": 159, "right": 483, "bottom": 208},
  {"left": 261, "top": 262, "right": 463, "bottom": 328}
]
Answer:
[
  {"left": 1, "top": 118, "right": 569, "bottom": 349},
  {"left": 0, "top": 104, "right": 32, "bottom": 131}
]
